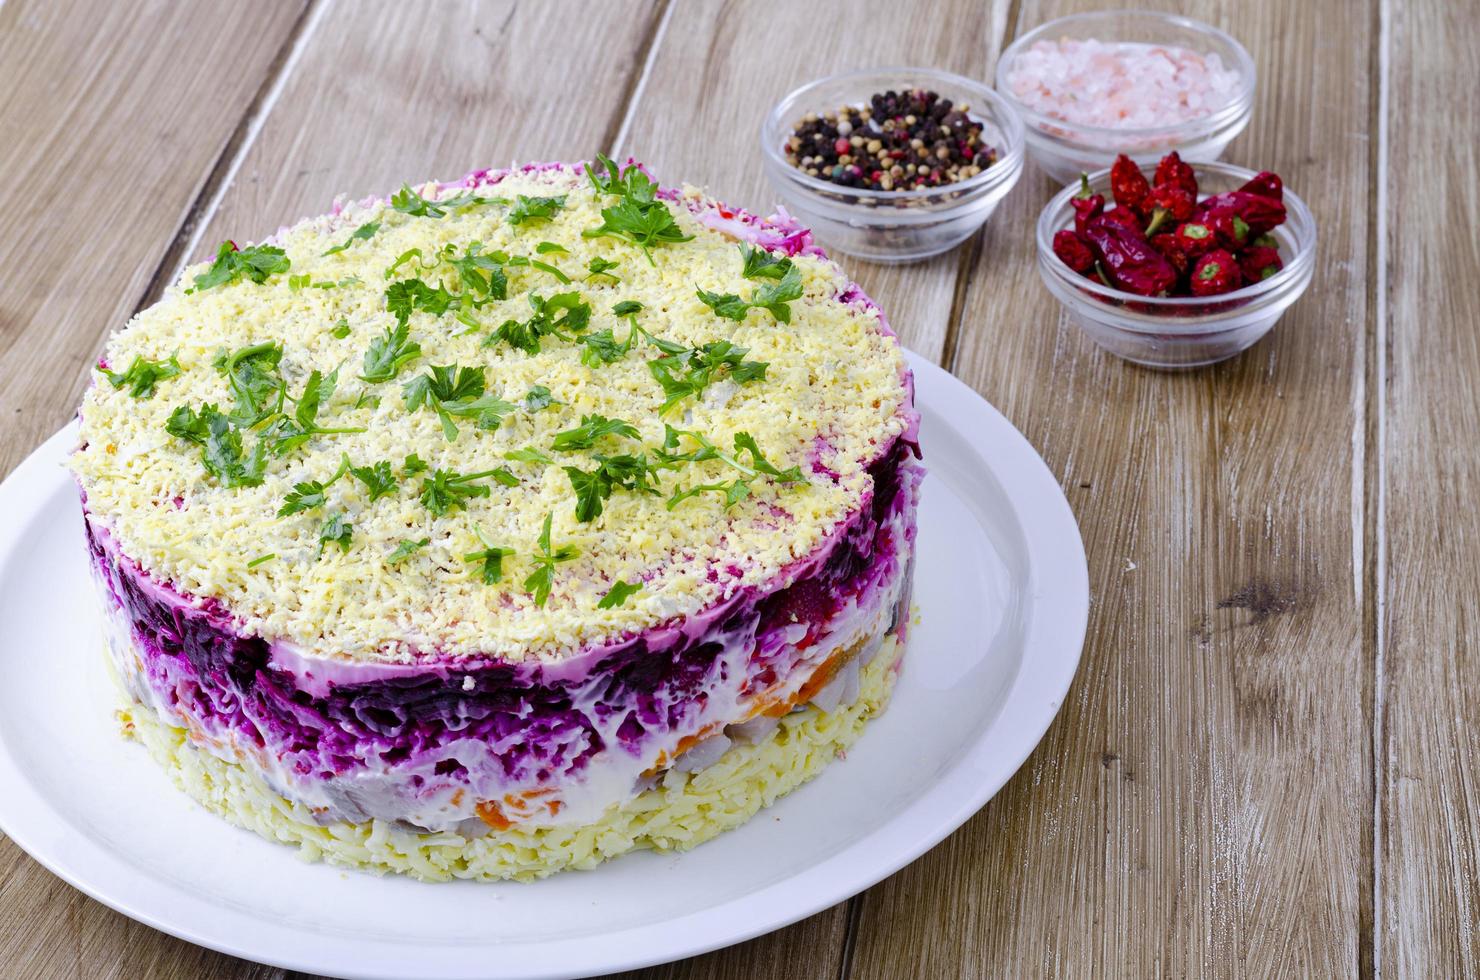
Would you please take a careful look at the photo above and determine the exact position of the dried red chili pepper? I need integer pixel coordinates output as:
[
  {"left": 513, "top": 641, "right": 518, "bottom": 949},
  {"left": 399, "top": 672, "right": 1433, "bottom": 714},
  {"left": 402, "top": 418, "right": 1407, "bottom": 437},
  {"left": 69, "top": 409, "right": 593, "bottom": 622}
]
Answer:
[
  {"left": 1082, "top": 215, "right": 1178, "bottom": 297},
  {"left": 1154, "top": 151, "right": 1198, "bottom": 196},
  {"left": 1109, "top": 154, "right": 1152, "bottom": 216},
  {"left": 1052, "top": 229, "right": 1096, "bottom": 274},
  {"left": 1207, "top": 209, "right": 1252, "bottom": 249},
  {"left": 1071, "top": 174, "right": 1105, "bottom": 237},
  {"left": 1196, "top": 191, "right": 1287, "bottom": 235},
  {"left": 1238, "top": 245, "right": 1284, "bottom": 282},
  {"left": 1189, "top": 249, "right": 1244, "bottom": 296},
  {"left": 1143, "top": 185, "right": 1197, "bottom": 236},
  {"left": 1237, "top": 170, "right": 1283, "bottom": 201},
  {"left": 1173, "top": 220, "right": 1217, "bottom": 257},
  {"left": 1149, "top": 233, "right": 1191, "bottom": 276},
  {"left": 1099, "top": 205, "right": 1145, "bottom": 234}
]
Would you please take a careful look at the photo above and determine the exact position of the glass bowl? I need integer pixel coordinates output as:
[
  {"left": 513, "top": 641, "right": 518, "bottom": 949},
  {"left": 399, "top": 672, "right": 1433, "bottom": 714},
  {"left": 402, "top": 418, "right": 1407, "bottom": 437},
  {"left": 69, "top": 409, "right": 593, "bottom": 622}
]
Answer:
[
  {"left": 1036, "top": 160, "right": 1316, "bottom": 369},
  {"left": 997, "top": 11, "right": 1255, "bottom": 184},
  {"left": 761, "top": 67, "right": 1025, "bottom": 264}
]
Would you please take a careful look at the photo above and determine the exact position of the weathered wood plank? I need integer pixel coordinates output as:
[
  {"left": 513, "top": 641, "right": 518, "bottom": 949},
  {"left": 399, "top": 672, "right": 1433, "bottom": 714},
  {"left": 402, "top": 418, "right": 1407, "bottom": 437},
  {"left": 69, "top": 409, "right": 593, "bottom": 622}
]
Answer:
[
  {"left": 1380, "top": 0, "right": 1480, "bottom": 973},
  {"left": 0, "top": 0, "right": 309, "bottom": 972},
  {"left": 847, "top": 0, "right": 1375, "bottom": 976},
  {"left": 615, "top": 0, "right": 1007, "bottom": 975}
]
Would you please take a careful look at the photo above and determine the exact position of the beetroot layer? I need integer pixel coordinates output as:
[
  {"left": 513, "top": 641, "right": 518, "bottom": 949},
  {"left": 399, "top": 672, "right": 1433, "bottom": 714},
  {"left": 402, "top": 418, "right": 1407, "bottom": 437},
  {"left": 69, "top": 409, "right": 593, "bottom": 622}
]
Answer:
[{"left": 89, "top": 436, "right": 920, "bottom": 820}]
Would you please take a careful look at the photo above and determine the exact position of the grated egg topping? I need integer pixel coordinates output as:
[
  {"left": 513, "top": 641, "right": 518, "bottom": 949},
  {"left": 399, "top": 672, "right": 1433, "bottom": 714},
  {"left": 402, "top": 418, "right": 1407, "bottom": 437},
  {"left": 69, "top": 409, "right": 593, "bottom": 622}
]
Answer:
[{"left": 72, "top": 163, "right": 911, "bottom": 664}]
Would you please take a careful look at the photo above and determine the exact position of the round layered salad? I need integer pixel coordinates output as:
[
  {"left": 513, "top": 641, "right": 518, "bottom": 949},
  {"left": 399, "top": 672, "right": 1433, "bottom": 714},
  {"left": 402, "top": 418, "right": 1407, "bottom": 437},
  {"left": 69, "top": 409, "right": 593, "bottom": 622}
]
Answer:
[{"left": 72, "top": 157, "right": 922, "bottom": 881}]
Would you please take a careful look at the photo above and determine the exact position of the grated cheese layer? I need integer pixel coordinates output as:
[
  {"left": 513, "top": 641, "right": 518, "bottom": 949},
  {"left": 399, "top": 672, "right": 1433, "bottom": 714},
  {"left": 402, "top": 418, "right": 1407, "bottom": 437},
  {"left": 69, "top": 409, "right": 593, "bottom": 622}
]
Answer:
[{"left": 72, "top": 162, "right": 913, "bottom": 664}]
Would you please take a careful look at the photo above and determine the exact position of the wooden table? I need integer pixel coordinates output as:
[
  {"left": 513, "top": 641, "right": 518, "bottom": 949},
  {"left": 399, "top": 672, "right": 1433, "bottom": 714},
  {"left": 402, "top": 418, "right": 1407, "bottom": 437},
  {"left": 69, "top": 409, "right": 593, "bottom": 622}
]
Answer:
[{"left": 1, "top": 0, "right": 1472, "bottom": 975}]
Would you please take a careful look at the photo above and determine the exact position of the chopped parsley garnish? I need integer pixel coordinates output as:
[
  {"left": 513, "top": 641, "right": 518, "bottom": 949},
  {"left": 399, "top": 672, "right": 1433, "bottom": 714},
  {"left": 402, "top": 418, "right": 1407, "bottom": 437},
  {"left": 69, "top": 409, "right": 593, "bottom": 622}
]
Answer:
[
  {"left": 563, "top": 452, "right": 660, "bottom": 522},
  {"left": 738, "top": 243, "right": 793, "bottom": 281},
  {"left": 386, "top": 538, "right": 430, "bottom": 564},
  {"left": 402, "top": 364, "right": 516, "bottom": 440},
  {"left": 523, "top": 513, "right": 578, "bottom": 608},
  {"left": 507, "top": 194, "right": 567, "bottom": 226},
  {"left": 586, "top": 257, "right": 621, "bottom": 282},
  {"left": 582, "top": 153, "right": 692, "bottom": 264},
  {"left": 322, "top": 221, "right": 380, "bottom": 256},
  {"left": 523, "top": 385, "right": 556, "bottom": 411},
  {"left": 385, "top": 248, "right": 438, "bottom": 280},
  {"left": 100, "top": 353, "right": 181, "bottom": 399},
  {"left": 390, "top": 184, "right": 504, "bottom": 218},
  {"left": 349, "top": 460, "right": 398, "bottom": 501},
  {"left": 360, "top": 321, "right": 422, "bottom": 383},
  {"left": 418, "top": 467, "right": 518, "bottom": 517},
  {"left": 402, "top": 453, "right": 429, "bottom": 475},
  {"left": 318, "top": 512, "right": 353, "bottom": 556},
  {"left": 660, "top": 426, "right": 803, "bottom": 510},
  {"left": 695, "top": 263, "right": 803, "bottom": 324},
  {"left": 462, "top": 527, "right": 514, "bottom": 585},
  {"left": 598, "top": 580, "right": 642, "bottom": 609},
  {"left": 648, "top": 339, "right": 768, "bottom": 414},
  {"left": 579, "top": 328, "right": 627, "bottom": 368},
  {"left": 495, "top": 251, "right": 571, "bottom": 285},
  {"left": 246, "top": 553, "right": 277, "bottom": 568},
  {"left": 262, "top": 367, "right": 365, "bottom": 456},
  {"left": 505, "top": 446, "right": 554, "bottom": 465},
  {"left": 279, "top": 454, "right": 351, "bottom": 516},
  {"left": 443, "top": 243, "right": 509, "bottom": 302},
  {"left": 535, "top": 241, "right": 569, "bottom": 255},
  {"left": 191, "top": 241, "right": 291, "bottom": 292},
  {"left": 166, "top": 404, "right": 268, "bottom": 488},
  {"left": 486, "top": 291, "right": 590, "bottom": 355},
  {"left": 386, "top": 277, "right": 454, "bottom": 326},
  {"left": 330, "top": 319, "right": 352, "bottom": 339},
  {"left": 551, "top": 413, "right": 639, "bottom": 451},
  {"left": 213, "top": 341, "right": 285, "bottom": 425}
]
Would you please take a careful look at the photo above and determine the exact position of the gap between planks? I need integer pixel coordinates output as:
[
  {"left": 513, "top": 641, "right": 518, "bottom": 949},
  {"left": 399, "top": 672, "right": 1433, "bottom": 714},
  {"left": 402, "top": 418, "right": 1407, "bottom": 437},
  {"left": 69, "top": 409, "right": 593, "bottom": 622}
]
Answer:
[{"left": 1365, "top": 0, "right": 1392, "bottom": 976}]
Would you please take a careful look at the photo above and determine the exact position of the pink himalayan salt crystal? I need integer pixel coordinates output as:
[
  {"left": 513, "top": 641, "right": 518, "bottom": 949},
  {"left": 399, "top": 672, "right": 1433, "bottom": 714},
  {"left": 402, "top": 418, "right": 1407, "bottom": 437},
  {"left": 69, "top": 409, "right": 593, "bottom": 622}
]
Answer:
[{"left": 1005, "top": 38, "right": 1241, "bottom": 129}]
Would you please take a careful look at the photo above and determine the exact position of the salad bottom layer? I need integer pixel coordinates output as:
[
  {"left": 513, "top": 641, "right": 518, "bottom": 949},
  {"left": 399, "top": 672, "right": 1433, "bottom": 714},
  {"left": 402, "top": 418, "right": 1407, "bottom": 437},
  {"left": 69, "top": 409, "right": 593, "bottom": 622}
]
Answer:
[{"left": 113, "top": 629, "right": 904, "bottom": 882}]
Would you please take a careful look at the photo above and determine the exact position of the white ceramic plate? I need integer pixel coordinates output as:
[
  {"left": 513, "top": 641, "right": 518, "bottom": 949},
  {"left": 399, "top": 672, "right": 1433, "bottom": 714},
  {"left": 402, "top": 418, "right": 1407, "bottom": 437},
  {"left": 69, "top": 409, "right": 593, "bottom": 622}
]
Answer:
[{"left": 0, "top": 353, "right": 1087, "bottom": 979}]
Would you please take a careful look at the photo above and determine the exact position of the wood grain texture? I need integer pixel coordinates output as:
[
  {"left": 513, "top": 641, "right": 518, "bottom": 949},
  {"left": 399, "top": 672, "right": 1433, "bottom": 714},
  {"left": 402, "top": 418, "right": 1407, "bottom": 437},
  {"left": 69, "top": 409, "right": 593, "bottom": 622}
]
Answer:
[
  {"left": 0, "top": 0, "right": 309, "bottom": 974},
  {"left": 1380, "top": 0, "right": 1480, "bottom": 974},
  {"left": 846, "top": 0, "right": 1376, "bottom": 977},
  {"left": 0, "top": 0, "right": 309, "bottom": 480}
]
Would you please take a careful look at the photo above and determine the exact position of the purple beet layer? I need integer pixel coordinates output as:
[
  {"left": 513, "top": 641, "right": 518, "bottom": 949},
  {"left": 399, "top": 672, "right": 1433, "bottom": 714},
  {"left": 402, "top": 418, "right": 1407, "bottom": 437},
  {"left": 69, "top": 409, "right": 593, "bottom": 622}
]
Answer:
[{"left": 90, "top": 435, "right": 921, "bottom": 818}]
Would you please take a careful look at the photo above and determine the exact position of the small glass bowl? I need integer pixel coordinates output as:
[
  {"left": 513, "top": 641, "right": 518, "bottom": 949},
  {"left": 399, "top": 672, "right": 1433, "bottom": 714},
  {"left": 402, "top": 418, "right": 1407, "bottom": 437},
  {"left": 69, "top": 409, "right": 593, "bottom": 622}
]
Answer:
[
  {"left": 761, "top": 67, "right": 1025, "bottom": 263},
  {"left": 1036, "top": 161, "right": 1316, "bottom": 369},
  {"left": 997, "top": 11, "right": 1256, "bottom": 184}
]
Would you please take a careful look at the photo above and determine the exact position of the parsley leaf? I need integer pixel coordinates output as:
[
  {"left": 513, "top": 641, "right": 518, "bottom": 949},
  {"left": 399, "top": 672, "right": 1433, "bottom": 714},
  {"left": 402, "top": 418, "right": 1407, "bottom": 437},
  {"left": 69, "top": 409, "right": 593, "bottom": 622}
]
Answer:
[
  {"left": 186, "top": 405, "right": 267, "bottom": 488},
  {"left": 402, "top": 364, "right": 514, "bottom": 440},
  {"left": 535, "top": 241, "right": 569, "bottom": 255},
  {"left": 330, "top": 319, "right": 352, "bottom": 339},
  {"left": 523, "top": 385, "right": 556, "bottom": 411},
  {"left": 666, "top": 479, "right": 751, "bottom": 510},
  {"left": 748, "top": 263, "right": 804, "bottom": 323},
  {"left": 581, "top": 154, "right": 692, "bottom": 264},
  {"left": 349, "top": 460, "right": 398, "bottom": 501},
  {"left": 322, "top": 221, "right": 380, "bottom": 256},
  {"left": 579, "top": 328, "right": 628, "bottom": 368},
  {"left": 213, "top": 341, "right": 285, "bottom": 425},
  {"left": 462, "top": 527, "right": 514, "bottom": 585},
  {"left": 443, "top": 242, "right": 508, "bottom": 302},
  {"left": 695, "top": 289, "right": 750, "bottom": 322},
  {"left": 279, "top": 455, "right": 351, "bottom": 516},
  {"left": 739, "top": 243, "right": 793, "bottom": 281},
  {"left": 101, "top": 353, "right": 181, "bottom": 399},
  {"left": 586, "top": 257, "right": 621, "bottom": 282},
  {"left": 386, "top": 277, "right": 454, "bottom": 326},
  {"left": 597, "top": 580, "right": 642, "bottom": 609},
  {"left": 505, "top": 446, "right": 554, "bottom": 465},
  {"left": 523, "top": 513, "right": 578, "bottom": 608},
  {"left": 551, "top": 413, "right": 639, "bottom": 451},
  {"left": 733, "top": 431, "right": 804, "bottom": 482},
  {"left": 318, "top": 512, "right": 353, "bottom": 556},
  {"left": 387, "top": 538, "right": 430, "bottom": 564},
  {"left": 402, "top": 453, "right": 429, "bottom": 475},
  {"left": 390, "top": 183, "right": 504, "bottom": 218},
  {"left": 648, "top": 340, "right": 768, "bottom": 415},
  {"left": 360, "top": 321, "right": 422, "bottom": 383},
  {"left": 418, "top": 467, "right": 517, "bottom": 517},
  {"left": 563, "top": 452, "right": 660, "bottom": 522},
  {"left": 507, "top": 194, "right": 567, "bottom": 226},
  {"left": 192, "top": 241, "right": 291, "bottom": 291},
  {"left": 165, "top": 403, "right": 213, "bottom": 445},
  {"left": 246, "top": 553, "right": 276, "bottom": 568},
  {"left": 264, "top": 367, "right": 364, "bottom": 456},
  {"left": 485, "top": 291, "right": 590, "bottom": 355}
]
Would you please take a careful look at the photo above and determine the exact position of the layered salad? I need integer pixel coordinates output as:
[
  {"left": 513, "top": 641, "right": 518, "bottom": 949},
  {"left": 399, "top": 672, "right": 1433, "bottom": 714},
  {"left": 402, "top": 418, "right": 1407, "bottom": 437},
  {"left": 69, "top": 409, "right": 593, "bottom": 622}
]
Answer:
[{"left": 72, "top": 158, "right": 922, "bottom": 880}]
